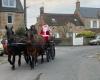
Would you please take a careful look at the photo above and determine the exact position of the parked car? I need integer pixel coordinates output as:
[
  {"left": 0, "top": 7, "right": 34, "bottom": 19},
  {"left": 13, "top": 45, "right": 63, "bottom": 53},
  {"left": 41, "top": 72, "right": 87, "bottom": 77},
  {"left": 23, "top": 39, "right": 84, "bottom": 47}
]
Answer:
[
  {"left": 0, "top": 39, "right": 4, "bottom": 56},
  {"left": 89, "top": 35, "right": 100, "bottom": 45}
]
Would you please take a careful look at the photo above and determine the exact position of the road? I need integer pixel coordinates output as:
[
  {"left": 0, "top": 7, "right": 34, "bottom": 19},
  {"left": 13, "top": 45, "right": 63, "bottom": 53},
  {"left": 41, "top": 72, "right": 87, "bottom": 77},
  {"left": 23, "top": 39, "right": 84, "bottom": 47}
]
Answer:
[{"left": 0, "top": 46, "right": 100, "bottom": 80}]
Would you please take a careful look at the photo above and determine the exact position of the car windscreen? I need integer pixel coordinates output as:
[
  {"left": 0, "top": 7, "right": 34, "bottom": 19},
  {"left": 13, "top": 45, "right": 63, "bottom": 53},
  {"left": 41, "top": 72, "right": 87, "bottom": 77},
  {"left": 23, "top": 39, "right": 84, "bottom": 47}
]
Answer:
[{"left": 96, "top": 36, "right": 100, "bottom": 39}]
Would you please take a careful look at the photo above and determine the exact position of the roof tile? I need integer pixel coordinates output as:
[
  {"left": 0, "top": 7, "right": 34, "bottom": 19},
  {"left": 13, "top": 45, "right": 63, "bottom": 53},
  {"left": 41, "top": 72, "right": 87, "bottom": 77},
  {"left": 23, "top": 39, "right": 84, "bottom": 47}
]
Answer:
[
  {"left": 43, "top": 13, "right": 84, "bottom": 26},
  {"left": 80, "top": 7, "right": 100, "bottom": 18}
]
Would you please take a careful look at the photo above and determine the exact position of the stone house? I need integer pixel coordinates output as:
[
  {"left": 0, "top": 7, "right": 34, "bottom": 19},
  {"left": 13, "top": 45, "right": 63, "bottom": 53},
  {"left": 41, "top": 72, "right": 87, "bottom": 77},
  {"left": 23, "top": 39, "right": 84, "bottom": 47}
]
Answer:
[
  {"left": 36, "top": 6, "right": 85, "bottom": 45},
  {"left": 0, "top": 0, "right": 24, "bottom": 36},
  {"left": 36, "top": 6, "right": 84, "bottom": 39},
  {"left": 75, "top": 0, "right": 100, "bottom": 34}
]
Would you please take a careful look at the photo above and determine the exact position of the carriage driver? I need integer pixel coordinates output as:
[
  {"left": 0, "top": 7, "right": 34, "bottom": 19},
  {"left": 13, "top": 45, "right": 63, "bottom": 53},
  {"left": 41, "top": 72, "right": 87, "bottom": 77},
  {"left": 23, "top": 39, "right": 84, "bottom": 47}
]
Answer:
[
  {"left": 40, "top": 24, "right": 52, "bottom": 43},
  {"left": 30, "top": 25, "right": 38, "bottom": 36}
]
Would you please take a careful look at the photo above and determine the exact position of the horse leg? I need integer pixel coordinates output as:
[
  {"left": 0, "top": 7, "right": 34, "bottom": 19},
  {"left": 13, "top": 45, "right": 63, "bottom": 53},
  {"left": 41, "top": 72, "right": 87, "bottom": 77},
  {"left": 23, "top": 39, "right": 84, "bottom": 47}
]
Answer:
[
  {"left": 23, "top": 49, "right": 29, "bottom": 64},
  {"left": 8, "top": 55, "right": 13, "bottom": 65},
  {"left": 32, "top": 56, "right": 35, "bottom": 69},
  {"left": 12, "top": 55, "right": 15, "bottom": 70},
  {"left": 39, "top": 48, "right": 44, "bottom": 64},
  {"left": 29, "top": 55, "right": 32, "bottom": 69},
  {"left": 34, "top": 52, "right": 38, "bottom": 66},
  {"left": 24, "top": 54, "right": 29, "bottom": 64},
  {"left": 32, "top": 48, "right": 38, "bottom": 67},
  {"left": 27, "top": 56, "right": 30, "bottom": 64},
  {"left": 18, "top": 54, "right": 21, "bottom": 67},
  {"left": 35, "top": 57, "right": 38, "bottom": 65},
  {"left": 41, "top": 53, "right": 44, "bottom": 64}
]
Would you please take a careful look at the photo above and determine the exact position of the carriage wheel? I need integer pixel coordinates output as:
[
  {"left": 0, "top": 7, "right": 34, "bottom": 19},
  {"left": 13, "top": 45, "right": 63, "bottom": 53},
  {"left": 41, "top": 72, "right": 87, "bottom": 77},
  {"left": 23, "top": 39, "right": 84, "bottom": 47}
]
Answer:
[
  {"left": 49, "top": 42, "right": 55, "bottom": 60},
  {"left": 46, "top": 48, "right": 50, "bottom": 62},
  {"left": 51, "top": 46, "right": 55, "bottom": 60},
  {"left": 29, "top": 56, "right": 35, "bottom": 69},
  {"left": 52, "top": 47, "right": 55, "bottom": 59}
]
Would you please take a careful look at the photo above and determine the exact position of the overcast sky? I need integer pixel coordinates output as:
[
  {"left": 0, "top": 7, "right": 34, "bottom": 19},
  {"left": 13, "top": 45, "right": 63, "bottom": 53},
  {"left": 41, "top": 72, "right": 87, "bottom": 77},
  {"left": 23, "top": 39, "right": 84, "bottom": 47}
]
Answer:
[{"left": 21, "top": 0, "right": 100, "bottom": 27}]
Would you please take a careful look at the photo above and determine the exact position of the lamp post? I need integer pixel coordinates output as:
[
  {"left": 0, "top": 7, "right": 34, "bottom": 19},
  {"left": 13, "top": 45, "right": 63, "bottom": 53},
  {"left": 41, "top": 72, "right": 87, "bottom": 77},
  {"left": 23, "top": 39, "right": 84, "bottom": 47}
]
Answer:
[{"left": 24, "top": 0, "right": 27, "bottom": 27}]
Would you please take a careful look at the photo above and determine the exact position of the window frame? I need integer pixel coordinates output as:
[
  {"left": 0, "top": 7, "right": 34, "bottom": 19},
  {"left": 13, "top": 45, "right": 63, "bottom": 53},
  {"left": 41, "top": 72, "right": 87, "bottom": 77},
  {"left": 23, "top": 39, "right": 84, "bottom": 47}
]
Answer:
[
  {"left": 7, "top": 14, "right": 14, "bottom": 24},
  {"left": 2, "top": 0, "right": 16, "bottom": 8},
  {"left": 93, "top": 20, "right": 97, "bottom": 28},
  {"left": 8, "top": 15, "right": 12, "bottom": 23}
]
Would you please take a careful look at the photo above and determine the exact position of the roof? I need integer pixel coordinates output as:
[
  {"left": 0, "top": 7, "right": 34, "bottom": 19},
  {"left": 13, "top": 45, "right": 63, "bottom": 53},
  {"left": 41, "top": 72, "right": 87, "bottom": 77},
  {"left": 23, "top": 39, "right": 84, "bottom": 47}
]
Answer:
[
  {"left": 0, "top": 0, "right": 24, "bottom": 13},
  {"left": 43, "top": 13, "right": 84, "bottom": 26},
  {"left": 80, "top": 7, "right": 100, "bottom": 18}
]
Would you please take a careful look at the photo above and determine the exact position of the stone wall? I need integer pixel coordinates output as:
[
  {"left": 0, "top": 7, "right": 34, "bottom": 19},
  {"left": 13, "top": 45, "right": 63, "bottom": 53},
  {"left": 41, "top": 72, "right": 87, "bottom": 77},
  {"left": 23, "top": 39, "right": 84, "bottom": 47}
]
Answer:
[{"left": 0, "top": 12, "right": 24, "bottom": 32}]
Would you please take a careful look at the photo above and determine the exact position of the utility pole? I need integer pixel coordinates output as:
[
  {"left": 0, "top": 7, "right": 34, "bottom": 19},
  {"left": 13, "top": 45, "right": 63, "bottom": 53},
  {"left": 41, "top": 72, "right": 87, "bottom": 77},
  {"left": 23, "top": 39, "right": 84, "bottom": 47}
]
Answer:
[{"left": 24, "top": 0, "right": 27, "bottom": 27}]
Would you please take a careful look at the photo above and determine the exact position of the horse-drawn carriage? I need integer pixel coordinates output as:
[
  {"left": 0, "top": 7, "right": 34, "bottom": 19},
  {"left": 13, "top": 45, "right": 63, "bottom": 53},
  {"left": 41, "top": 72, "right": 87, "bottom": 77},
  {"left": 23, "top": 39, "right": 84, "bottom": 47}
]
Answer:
[{"left": 4, "top": 25, "right": 55, "bottom": 70}]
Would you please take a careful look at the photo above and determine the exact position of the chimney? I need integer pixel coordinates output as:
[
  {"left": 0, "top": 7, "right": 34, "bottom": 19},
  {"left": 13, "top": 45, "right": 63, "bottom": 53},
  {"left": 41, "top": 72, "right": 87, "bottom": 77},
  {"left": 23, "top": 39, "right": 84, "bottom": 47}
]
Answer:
[
  {"left": 39, "top": 6, "right": 45, "bottom": 28},
  {"left": 40, "top": 6, "right": 44, "bottom": 15},
  {"left": 76, "top": 0, "right": 80, "bottom": 13},
  {"left": 74, "top": 0, "right": 80, "bottom": 15}
]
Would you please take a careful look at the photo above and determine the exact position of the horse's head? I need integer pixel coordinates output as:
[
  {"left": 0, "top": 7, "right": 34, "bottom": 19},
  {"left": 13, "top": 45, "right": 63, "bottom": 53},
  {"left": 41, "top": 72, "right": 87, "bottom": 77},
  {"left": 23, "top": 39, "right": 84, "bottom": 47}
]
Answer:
[
  {"left": 24, "top": 27, "right": 31, "bottom": 45},
  {"left": 5, "top": 25, "right": 15, "bottom": 43},
  {"left": 5, "top": 25, "right": 14, "bottom": 36}
]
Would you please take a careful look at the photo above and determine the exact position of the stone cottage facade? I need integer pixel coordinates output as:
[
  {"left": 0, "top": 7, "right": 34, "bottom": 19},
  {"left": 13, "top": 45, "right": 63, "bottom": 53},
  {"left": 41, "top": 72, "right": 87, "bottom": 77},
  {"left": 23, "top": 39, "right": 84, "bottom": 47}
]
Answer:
[
  {"left": 36, "top": 7, "right": 84, "bottom": 39},
  {"left": 74, "top": 0, "right": 100, "bottom": 33},
  {"left": 0, "top": 0, "right": 24, "bottom": 35}
]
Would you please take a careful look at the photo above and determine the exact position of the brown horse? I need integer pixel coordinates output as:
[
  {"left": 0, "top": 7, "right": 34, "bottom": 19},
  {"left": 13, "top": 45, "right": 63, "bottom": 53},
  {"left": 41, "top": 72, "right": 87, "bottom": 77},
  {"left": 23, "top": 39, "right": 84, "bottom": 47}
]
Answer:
[
  {"left": 25, "top": 27, "right": 45, "bottom": 69},
  {"left": 5, "top": 26, "right": 27, "bottom": 70}
]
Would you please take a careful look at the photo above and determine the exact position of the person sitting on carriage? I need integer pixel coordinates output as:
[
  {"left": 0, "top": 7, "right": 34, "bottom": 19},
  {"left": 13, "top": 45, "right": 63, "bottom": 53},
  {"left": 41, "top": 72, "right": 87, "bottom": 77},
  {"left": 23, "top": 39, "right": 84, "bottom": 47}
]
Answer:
[
  {"left": 29, "top": 25, "right": 38, "bottom": 45},
  {"left": 39, "top": 24, "right": 53, "bottom": 49},
  {"left": 40, "top": 24, "right": 51, "bottom": 42},
  {"left": 30, "top": 25, "right": 38, "bottom": 37}
]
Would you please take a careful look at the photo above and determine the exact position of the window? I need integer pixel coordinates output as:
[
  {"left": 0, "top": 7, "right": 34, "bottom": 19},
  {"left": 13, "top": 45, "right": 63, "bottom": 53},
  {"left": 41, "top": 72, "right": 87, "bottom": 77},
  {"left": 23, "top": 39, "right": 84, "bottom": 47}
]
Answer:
[
  {"left": 2, "top": 0, "right": 16, "bottom": 7},
  {"left": 52, "top": 18, "right": 56, "bottom": 22},
  {"left": 9, "top": 0, "right": 15, "bottom": 6},
  {"left": 2, "top": 0, "right": 9, "bottom": 6},
  {"left": 8, "top": 16, "right": 12, "bottom": 23},
  {"left": 86, "top": 21, "right": 90, "bottom": 28},
  {"left": 7, "top": 15, "right": 13, "bottom": 24},
  {"left": 93, "top": 21, "right": 97, "bottom": 28},
  {"left": 96, "top": 35, "right": 100, "bottom": 39},
  {"left": 7, "top": 14, "right": 14, "bottom": 27},
  {"left": 54, "top": 33, "right": 60, "bottom": 38},
  {"left": 74, "top": 18, "right": 77, "bottom": 22},
  {"left": 51, "top": 18, "right": 56, "bottom": 24},
  {"left": 67, "top": 32, "right": 73, "bottom": 37}
]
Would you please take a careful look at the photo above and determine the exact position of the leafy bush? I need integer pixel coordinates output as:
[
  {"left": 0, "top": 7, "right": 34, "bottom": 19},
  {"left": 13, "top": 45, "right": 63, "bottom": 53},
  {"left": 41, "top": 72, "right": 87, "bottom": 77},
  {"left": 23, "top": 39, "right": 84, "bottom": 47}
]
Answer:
[
  {"left": 15, "top": 27, "right": 26, "bottom": 37},
  {"left": 76, "top": 31, "right": 96, "bottom": 38}
]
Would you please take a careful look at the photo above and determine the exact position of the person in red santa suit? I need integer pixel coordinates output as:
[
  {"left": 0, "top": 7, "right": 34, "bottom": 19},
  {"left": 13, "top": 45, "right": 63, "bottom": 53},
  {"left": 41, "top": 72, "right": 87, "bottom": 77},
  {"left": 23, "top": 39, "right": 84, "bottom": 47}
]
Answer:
[{"left": 40, "top": 24, "right": 51, "bottom": 43}]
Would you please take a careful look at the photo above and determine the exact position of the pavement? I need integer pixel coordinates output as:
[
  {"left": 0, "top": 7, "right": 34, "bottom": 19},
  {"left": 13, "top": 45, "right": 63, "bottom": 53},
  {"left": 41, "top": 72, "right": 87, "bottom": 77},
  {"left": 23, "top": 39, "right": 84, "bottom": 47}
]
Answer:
[
  {"left": 78, "top": 56, "right": 100, "bottom": 80},
  {"left": 0, "top": 46, "right": 100, "bottom": 80},
  {"left": 0, "top": 55, "right": 8, "bottom": 64}
]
